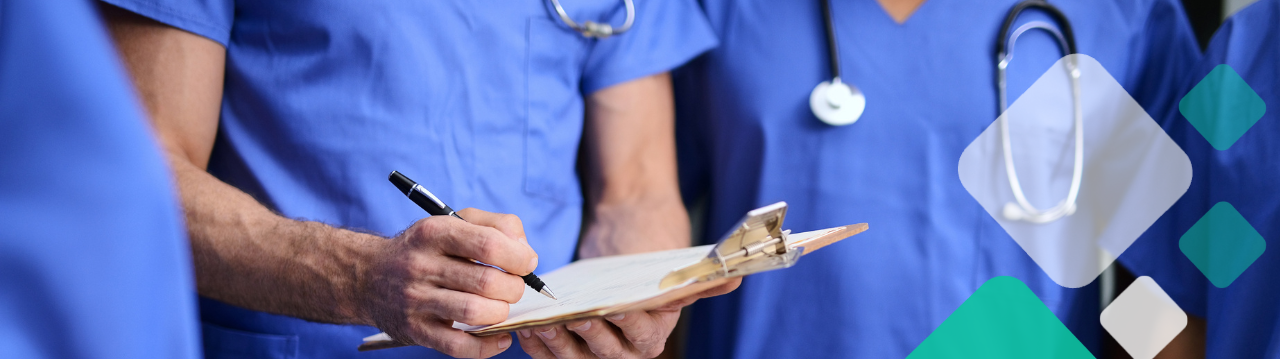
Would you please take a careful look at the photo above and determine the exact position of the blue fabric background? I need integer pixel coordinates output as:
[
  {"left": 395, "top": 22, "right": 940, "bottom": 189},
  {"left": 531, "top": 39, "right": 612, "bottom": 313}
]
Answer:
[{"left": 0, "top": 0, "right": 201, "bottom": 358}]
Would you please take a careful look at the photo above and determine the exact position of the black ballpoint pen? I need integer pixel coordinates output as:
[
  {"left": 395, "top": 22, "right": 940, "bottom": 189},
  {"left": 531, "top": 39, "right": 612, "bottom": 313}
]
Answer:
[{"left": 388, "top": 171, "right": 557, "bottom": 300}]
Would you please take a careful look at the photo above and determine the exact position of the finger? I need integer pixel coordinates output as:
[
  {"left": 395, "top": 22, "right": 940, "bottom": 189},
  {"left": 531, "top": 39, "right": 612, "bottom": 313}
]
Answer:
[
  {"left": 516, "top": 329, "right": 557, "bottom": 359},
  {"left": 604, "top": 311, "right": 671, "bottom": 358},
  {"left": 653, "top": 278, "right": 745, "bottom": 312},
  {"left": 416, "top": 288, "right": 510, "bottom": 326},
  {"left": 566, "top": 319, "right": 633, "bottom": 359},
  {"left": 422, "top": 216, "right": 538, "bottom": 275},
  {"left": 457, "top": 208, "right": 528, "bottom": 244},
  {"left": 696, "top": 277, "right": 742, "bottom": 298},
  {"left": 430, "top": 257, "right": 525, "bottom": 303},
  {"left": 405, "top": 319, "right": 513, "bottom": 359},
  {"left": 535, "top": 325, "right": 591, "bottom": 359}
]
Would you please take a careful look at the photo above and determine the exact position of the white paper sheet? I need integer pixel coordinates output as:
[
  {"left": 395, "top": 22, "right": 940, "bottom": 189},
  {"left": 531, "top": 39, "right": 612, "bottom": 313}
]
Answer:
[{"left": 454, "top": 245, "right": 712, "bottom": 331}]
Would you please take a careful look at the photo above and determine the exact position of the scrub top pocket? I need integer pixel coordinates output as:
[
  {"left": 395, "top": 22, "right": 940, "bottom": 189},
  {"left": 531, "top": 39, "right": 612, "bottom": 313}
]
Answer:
[{"left": 525, "top": 17, "right": 591, "bottom": 203}]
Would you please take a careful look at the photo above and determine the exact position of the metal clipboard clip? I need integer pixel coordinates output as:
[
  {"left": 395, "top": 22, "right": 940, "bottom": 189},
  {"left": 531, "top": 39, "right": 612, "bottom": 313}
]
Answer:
[{"left": 660, "top": 202, "right": 801, "bottom": 289}]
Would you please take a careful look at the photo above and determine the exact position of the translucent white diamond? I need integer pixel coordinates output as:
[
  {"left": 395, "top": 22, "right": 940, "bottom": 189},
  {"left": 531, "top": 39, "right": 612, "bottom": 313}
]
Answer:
[
  {"left": 958, "top": 54, "right": 1192, "bottom": 288},
  {"left": 1100, "top": 276, "right": 1187, "bottom": 359}
]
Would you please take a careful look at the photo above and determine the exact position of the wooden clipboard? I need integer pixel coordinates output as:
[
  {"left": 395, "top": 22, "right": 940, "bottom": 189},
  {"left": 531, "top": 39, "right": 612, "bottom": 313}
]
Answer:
[{"left": 359, "top": 201, "right": 867, "bottom": 351}]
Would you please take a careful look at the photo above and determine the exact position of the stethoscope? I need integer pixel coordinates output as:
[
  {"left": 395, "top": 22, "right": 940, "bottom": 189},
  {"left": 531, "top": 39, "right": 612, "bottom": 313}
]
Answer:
[
  {"left": 809, "top": 0, "right": 866, "bottom": 126},
  {"left": 548, "top": 0, "right": 634, "bottom": 38},
  {"left": 809, "top": 0, "right": 1082, "bottom": 224},
  {"left": 995, "top": 0, "right": 1081, "bottom": 224}
]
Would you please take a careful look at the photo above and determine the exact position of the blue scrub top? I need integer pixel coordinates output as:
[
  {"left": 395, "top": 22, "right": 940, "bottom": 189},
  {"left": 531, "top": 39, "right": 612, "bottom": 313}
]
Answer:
[
  {"left": 0, "top": 0, "right": 201, "bottom": 358},
  {"left": 98, "top": 0, "right": 716, "bottom": 357},
  {"left": 1120, "top": 0, "right": 1280, "bottom": 357},
  {"left": 674, "top": 0, "right": 1199, "bottom": 358}
]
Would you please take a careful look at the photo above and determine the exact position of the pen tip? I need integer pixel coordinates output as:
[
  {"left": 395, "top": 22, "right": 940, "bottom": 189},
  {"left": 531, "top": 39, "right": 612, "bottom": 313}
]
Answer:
[{"left": 540, "top": 287, "right": 557, "bottom": 300}]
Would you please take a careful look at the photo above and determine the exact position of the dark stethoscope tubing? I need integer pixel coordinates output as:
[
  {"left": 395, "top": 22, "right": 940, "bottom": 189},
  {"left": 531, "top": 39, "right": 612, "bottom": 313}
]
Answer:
[
  {"left": 996, "top": 1, "right": 1078, "bottom": 100},
  {"left": 817, "top": 0, "right": 1078, "bottom": 89},
  {"left": 821, "top": 0, "right": 842, "bottom": 81}
]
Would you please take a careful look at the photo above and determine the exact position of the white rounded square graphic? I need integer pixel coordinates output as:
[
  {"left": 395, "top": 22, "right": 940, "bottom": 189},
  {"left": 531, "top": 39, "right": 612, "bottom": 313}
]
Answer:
[
  {"left": 958, "top": 54, "right": 1193, "bottom": 288},
  {"left": 1100, "top": 276, "right": 1187, "bottom": 359}
]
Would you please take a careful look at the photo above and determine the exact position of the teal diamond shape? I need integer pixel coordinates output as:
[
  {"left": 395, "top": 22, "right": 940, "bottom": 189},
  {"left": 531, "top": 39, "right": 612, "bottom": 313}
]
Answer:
[
  {"left": 907, "top": 277, "right": 1092, "bottom": 359},
  {"left": 1179, "top": 64, "right": 1267, "bottom": 150},
  {"left": 1179, "top": 202, "right": 1266, "bottom": 288}
]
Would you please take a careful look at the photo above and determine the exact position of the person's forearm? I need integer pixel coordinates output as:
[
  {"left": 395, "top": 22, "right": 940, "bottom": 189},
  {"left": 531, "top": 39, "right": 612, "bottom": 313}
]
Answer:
[
  {"left": 101, "top": 3, "right": 383, "bottom": 325},
  {"left": 579, "top": 73, "right": 690, "bottom": 257},
  {"left": 171, "top": 155, "right": 383, "bottom": 325}
]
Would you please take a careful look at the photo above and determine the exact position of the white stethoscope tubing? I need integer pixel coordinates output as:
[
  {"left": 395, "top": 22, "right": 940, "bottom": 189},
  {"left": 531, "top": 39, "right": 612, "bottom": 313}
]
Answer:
[
  {"left": 997, "top": 20, "right": 1084, "bottom": 224},
  {"left": 548, "top": 0, "right": 634, "bottom": 38}
]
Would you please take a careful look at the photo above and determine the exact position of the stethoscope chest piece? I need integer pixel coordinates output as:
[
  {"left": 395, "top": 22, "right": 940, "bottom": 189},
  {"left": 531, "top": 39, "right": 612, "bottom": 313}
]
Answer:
[{"left": 810, "top": 79, "right": 866, "bottom": 126}]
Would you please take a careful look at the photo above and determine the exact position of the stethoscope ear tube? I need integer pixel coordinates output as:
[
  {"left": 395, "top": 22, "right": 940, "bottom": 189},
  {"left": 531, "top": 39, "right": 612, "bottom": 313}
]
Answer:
[
  {"left": 995, "top": 0, "right": 1076, "bottom": 60},
  {"left": 995, "top": 0, "right": 1083, "bottom": 224}
]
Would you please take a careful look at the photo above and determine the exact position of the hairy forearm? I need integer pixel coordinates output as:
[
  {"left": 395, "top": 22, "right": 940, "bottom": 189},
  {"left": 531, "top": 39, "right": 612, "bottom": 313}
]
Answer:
[
  {"left": 101, "top": 5, "right": 383, "bottom": 326},
  {"left": 172, "top": 155, "right": 383, "bottom": 325}
]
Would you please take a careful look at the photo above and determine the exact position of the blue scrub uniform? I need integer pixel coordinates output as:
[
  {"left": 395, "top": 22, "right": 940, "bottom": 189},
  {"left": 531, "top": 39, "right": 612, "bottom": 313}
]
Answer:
[
  {"left": 674, "top": 0, "right": 1198, "bottom": 357},
  {"left": 97, "top": 0, "right": 715, "bottom": 358},
  {"left": 0, "top": 1, "right": 200, "bottom": 358},
  {"left": 1121, "top": 0, "right": 1280, "bottom": 357}
]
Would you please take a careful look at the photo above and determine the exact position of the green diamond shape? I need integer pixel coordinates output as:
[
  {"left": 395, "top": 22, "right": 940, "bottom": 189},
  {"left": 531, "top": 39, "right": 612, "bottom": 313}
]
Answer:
[
  {"left": 907, "top": 277, "right": 1093, "bottom": 359},
  {"left": 1179, "top": 64, "right": 1267, "bottom": 150},
  {"left": 1179, "top": 202, "right": 1266, "bottom": 288}
]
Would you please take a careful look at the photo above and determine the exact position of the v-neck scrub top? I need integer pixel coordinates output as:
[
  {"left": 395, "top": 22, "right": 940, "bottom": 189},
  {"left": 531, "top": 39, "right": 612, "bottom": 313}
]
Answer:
[
  {"left": 674, "top": 0, "right": 1199, "bottom": 357},
  {"left": 97, "top": 0, "right": 717, "bottom": 358}
]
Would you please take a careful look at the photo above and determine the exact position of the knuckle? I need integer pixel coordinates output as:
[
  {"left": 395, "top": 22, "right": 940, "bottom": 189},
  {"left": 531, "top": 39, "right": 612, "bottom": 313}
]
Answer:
[
  {"left": 499, "top": 213, "right": 523, "bottom": 227},
  {"left": 541, "top": 336, "right": 568, "bottom": 350},
  {"left": 642, "top": 346, "right": 665, "bottom": 358},
  {"left": 406, "top": 256, "right": 434, "bottom": 277},
  {"left": 474, "top": 267, "right": 496, "bottom": 295},
  {"left": 458, "top": 298, "right": 478, "bottom": 323},
  {"left": 401, "top": 285, "right": 428, "bottom": 304},
  {"left": 632, "top": 334, "right": 663, "bottom": 355},
  {"left": 414, "top": 218, "right": 445, "bottom": 243},
  {"left": 475, "top": 232, "right": 499, "bottom": 260},
  {"left": 435, "top": 337, "right": 466, "bottom": 358},
  {"left": 458, "top": 298, "right": 506, "bottom": 324},
  {"left": 595, "top": 344, "right": 626, "bottom": 359}
]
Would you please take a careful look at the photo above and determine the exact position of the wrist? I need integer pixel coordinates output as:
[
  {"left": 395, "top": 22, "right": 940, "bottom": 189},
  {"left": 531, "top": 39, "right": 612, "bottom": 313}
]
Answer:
[
  {"left": 347, "top": 232, "right": 389, "bottom": 326},
  {"left": 582, "top": 198, "right": 690, "bottom": 258}
]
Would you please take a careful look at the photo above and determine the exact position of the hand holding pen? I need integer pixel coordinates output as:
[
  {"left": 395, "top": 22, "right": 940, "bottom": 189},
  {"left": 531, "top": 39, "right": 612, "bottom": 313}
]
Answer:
[
  {"left": 389, "top": 171, "right": 556, "bottom": 300},
  {"left": 360, "top": 171, "right": 555, "bottom": 352}
]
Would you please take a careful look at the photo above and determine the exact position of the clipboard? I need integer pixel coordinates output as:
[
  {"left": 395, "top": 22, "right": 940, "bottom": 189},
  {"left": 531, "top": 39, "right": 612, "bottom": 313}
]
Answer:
[{"left": 359, "top": 201, "right": 867, "bottom": 351}]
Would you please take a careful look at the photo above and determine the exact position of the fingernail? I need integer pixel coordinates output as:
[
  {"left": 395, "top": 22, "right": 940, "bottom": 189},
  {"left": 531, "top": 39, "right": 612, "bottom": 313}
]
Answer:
[
  {"left": 571, "top": 321, "right": 591, "bottom": 331},
  {"left": 499, "top": 335, "right": 512, "bottom": 349},
  {"left": 529, "top": 256, "right": 539, "bottom": 272},
  {"left": 607, "top": 313, "right": 625, "bottom": 321},
  {"left": 518, "top": 330, "right": 531, "bottom": 338},
  {"left": 537, "top": 327, "right": 557, "bottom": 340}
]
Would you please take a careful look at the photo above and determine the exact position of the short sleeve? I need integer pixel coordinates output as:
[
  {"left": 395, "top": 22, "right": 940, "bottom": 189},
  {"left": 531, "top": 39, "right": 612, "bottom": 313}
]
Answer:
[
  {"left": 99, "top": 0, "right": 234, "bottom": 46},
  {"left": 580, "top": 0, "right": 718, "bottom": 94}
]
